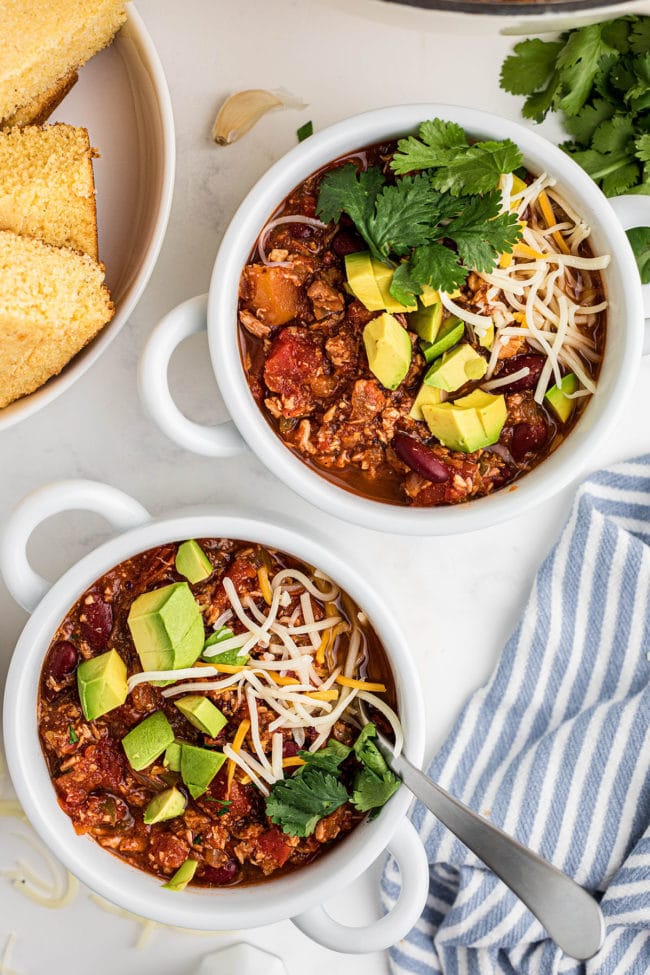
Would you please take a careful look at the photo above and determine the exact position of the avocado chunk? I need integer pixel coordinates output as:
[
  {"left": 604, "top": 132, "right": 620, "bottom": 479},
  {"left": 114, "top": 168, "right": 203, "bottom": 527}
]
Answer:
[
  {"left": 345, "top": 252, "right": 384, "bottom": 311},
  {"left": 424, "top": 343, "right": 487, "bottom": 393},
  {"left": 421, "top": 316, "right": 465, "bottom": 363},
  {"left": 122, "top": 711, "right": 175, "bottom": 771},
  {"left": 180, "top": 743, "right": 226, "bottom": 799},
  {"left": 163, "top": 858, "right": 198, "bottom": 891},
  {"left": 77, "top": 649, "right": 127, "bottom": 721},
  {"left": 163, "top": 741, "right": 182, "bottom": 772},
  {"left": 175, "top": 540, "right": 212, "bottom": 584},
  {"left": 410, "top": 301, "right": 443, "bottom": 343},
  {"left": 419, "top": 284, "right": 440, "bottom": 307},
  {"left": 409, "top": 384, "right": 442, "bottom": 421},
  {"left": 422, "top": 389, "right": 506, "bottom": 453},
  {"left": 372, "top": 261, "right": 417, "bottom": 313},
  {"left": 144, "top": 786, "right": 187, "bottom": 825},
  {"left": 480, "top": 323, "right": 494, "bottom": 350},
  {"left": 175, "top": 696, "right": 227, "bottom": 737},
  {"left": 545, "top": 373, "right": 578, "bottom": 423},
  {"left": 202, "top": 626, "right": 250, "bottom": 666},
  {"left": 363, "top": 313, "right": 412, "bottom": 390},
  {"left": 127, "top": 582, "right": 205, "bottom": 672}
]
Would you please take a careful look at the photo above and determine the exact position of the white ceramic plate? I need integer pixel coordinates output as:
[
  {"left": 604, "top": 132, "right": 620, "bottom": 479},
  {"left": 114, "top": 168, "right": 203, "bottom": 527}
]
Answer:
[{"left": 0, "top": 6, "right": 175, "bottom": 432}]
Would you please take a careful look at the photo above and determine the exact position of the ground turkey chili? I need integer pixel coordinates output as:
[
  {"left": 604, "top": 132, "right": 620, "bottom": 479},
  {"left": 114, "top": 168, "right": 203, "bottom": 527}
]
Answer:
[
  {"left": 38, "top": 539, "right": 400, "bottom": 888},
  {"left": 238, "top": 123, "right": 608, "bottom": 507}
]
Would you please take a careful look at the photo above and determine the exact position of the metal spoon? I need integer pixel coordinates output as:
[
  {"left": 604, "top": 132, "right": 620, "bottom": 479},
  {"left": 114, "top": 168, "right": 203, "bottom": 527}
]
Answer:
[{"left": 358, "top": 700, "right": 605, "bottom": 960}]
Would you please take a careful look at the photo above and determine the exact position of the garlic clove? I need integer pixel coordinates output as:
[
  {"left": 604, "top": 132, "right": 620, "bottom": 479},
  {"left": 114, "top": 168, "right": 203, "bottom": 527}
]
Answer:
[{"left": 212, "top": 89, "right": 305, "bottom": 146}]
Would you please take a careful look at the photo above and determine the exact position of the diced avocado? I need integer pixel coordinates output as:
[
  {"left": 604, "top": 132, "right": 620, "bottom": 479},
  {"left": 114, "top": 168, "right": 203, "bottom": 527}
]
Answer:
[
  {"left": 144, "top": 786, "right": 187, "bottom": 825},
  {"left": 345, "top": 252, "right": 384, "bottom": 311},
  {"left": 545, "top": 373, "right": 578, "bottom": 423},
  {"left": 421, "top": 316, "right": 465, "bottom": 362},
  {"left": 122, "top": 711, "right": 175, "bottom": 771},
  {"left": 422, "top": 390, "right": 506, "bottom": 453},
  {"left": 175, "top": 696, "right": 227, "bottom": 737},
  {"left": 202, "top": 627, "right": 250, "bottom": 666},
  {"left": 127, "top": 582, "right": 204, "bottom": 672},
  {"left": 372, "top": 261, "right": 417, "bottom": 313},
  {"left": 410, "top": 301, "right": 443, "bottom": 343},
  {"left": 77, "top": 649, "right": 127, "bottom": 721},
  {"left": 456, "top": 389, "right": 507, "bottom": 443},
  {"left": 363, "top": 313, "right": 412, "bottom": 390},
  {"left": 163, "top": 858, "right": 198, "bottom": 891},
  {"left": 424, "top": 343, "right": 487, "bottom": 393},
  {"left": 480, "top": 323, "right": 494, "bottom": 350},
  {"left": 409, "top": 384, "right": 443, "bottom": 421},
  {"left": 164, "top": 741, "right": 182, "bottom": 772},
  {"left": 419, "top": 284, "right": 440, "bottom": 307},
  {"left": 175, "top": 540, "right": 212, "bottom": 584},
  {"left": 180, "top": 743, "right": 226, "bottom": 799}
]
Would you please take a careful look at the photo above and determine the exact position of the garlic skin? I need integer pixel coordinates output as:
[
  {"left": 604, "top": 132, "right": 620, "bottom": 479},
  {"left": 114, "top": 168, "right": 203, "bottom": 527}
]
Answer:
[{"left": 212, "top": 89, "right": 306, "bottom": 145}]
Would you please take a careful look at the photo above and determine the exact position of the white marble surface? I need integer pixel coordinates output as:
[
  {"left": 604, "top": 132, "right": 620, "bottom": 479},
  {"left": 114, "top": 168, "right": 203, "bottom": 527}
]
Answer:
[{"left": 2, "top": 0, "right": 650, "bottom": 972}]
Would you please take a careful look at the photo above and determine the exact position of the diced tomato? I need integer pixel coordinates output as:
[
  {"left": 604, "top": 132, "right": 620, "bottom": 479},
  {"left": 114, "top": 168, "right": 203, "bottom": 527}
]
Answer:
[
  {"left": 264, "top": 327, "right": 324, "bottom": 417},
  {"left": 256, "top": 827, "right": 292, "bottom": 868}
]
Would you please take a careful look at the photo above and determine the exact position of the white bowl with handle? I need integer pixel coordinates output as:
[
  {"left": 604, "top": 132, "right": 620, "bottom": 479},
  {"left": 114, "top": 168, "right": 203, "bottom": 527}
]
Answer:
[
  {"left": 1, "top": 478, "right": 428, "bottom": 951},
  {"left": 139, "top": 103, "right": 650, "bottom": 535}
]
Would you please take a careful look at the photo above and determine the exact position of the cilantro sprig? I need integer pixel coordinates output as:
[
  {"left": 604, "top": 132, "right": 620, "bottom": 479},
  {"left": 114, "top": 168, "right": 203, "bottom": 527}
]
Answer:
[
  {"left": 500, "top": 17, "right": 650, "bottom": 198},
  {"left": 316, "top": 120, "right": 522, "bottom": 299},
  {"left": 265, "top": 725, "right": 400, "bottom": 837}
]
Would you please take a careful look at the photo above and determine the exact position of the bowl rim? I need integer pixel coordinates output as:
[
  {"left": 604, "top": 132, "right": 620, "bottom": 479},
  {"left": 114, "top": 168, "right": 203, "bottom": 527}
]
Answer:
[
  {"left": 0, "top": 6, "right": 176, "bottom": 433},
  {"left": 3, "top": 508, "right": 426, "bottom": 928},
  {"left": 208, "top": 102, "right": 644, "bottom": 536}
]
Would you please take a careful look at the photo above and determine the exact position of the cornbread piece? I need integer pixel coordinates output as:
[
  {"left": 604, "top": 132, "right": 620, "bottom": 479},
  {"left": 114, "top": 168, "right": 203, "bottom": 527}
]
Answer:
[
  {"left": 0, "top": 0, "right": 127, "bottom": 123},
  {"left": 1, "top": 70, "right": 79, "bottom": 129},
  {"left": 0, "top": 230, "right": 114, "bottom": 408},
  {"left": 0, "top": 124, "right": 98, "bottom": 258}
]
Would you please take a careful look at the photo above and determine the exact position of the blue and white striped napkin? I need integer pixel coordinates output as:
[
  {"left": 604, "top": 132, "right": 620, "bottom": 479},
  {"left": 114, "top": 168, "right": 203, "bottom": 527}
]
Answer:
[{"left": 382, "top": 456, "right": 650, "bottom": 975}]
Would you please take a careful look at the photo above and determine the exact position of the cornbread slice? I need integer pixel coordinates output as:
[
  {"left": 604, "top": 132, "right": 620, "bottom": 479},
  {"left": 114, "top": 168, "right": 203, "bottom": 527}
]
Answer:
[
  {"left": 0, "top": 124, "right": 98, "bottom": 258},
  {"left": 2, "top": 70, "right": 79, "bottom": 129},
  {"left": 0, "top": 0, "right": 127, "bottom": 123},
  {"left": 0, "top": 230, "right": 114, "bottom": 408}
]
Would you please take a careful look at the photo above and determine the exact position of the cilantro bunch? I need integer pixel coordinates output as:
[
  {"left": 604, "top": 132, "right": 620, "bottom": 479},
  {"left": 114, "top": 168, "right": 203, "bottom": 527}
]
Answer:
[
  {"left": 315, "top": 119, "right": 523, "bottom": 302},
  {"left": 500, "top": 16, "right": 650, "bottom": 281},
  {"left": 265, "top": 724, "right": 400, "bottom": 837}
]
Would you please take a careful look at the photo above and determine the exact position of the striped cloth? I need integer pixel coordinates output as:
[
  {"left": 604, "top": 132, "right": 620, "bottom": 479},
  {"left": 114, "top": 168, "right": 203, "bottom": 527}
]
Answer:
[{"left": 381, "top": 457, "right": 650, "bottom": 975}]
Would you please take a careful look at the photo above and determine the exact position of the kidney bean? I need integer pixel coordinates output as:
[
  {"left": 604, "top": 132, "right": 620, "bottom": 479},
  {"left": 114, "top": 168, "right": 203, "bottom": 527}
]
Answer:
[
  {"left": 495, "top": 355, "right": 545, "bottom": 393},
  {"left": 46, "top": 641, "right": 79, "bottom": 683},
  {"left": 393, "top": 434, "right": 450, "bottom": 483},
  {"left": 282, "top": 739, "right": 300, "bottom": 759},
  {"left": 332, "top": 230, "right": 365, "bottom": 257},
  {"left": 80, "top": 599, "right": 113, "bottom": 650},
  {"left": 290, "top": 222, "right": 315, "bottom": 240},
  {"left": 201, "top": 859, "right": 240, "bottom": 886},
  {"left": 510, "top": 420, "right": 548, "bottom": 462}
]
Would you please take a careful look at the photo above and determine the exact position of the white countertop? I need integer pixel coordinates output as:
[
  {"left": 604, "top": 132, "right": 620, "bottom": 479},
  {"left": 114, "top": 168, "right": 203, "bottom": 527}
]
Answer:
[{"left": 2, "top": 0, "right": 650, "bottom": 972}]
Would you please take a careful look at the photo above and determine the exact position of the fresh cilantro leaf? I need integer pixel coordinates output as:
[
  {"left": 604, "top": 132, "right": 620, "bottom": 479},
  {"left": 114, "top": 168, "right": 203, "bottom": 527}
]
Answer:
[
  {"left": 369, "top": 175, "right": 445, "bottom": 257},
  {"left": 296, "top": 120, "right": 313, "bottom": 143},
  {"left": 627, "top": 226, "right": 650, "bottom": 283},
  {"left": 602, "top": 18, "right": 632, "bottom": 54},
  {"left": 204, "top": 797, "right": 233, "bottom": 816},
  {"left": 391, "top": 119, "right": 467, "bottom": 174},
  {"left": 68, "top": 724, "right": 79, "bottom": 744},
  {"left": 592, "top": 52, "right": 624, "bottom": 102},
  {"left": 265, "top": 767, "right": 349, "bottom": 837},
  {"left": 522, "top": 75, "right": 562, "bottom": 124},
  {"left": 630, "top": 16, "right": 650, "bottom": 55},
  {"left": 353, "top": 724, "right": 389, "bottom": 778},
  {"left": 429, "top": 141, "right": 523, "bottom": 196},
  {"left": 446, "top": 195, "right": 522, "bottom": 273},
  {"left": 627, "top": 53, "right": 650, "bottom": 111},
  {"left": 563, "top": 98, "right": 615, "bottom": 144},
  {"left": 636, "top": 134, "right": 650, "bottom": 163},
  {"left": 602, "top": 161, "right": 641, "bottom": 196},
  {"left": 316, "top": 163, "right": 385, "bottom": 257},
  {"left": 389, "top": 262, "right": 423, "bottom": 306},
  {"left": 608, "top": 58, "right": 637, "bottom": 95},
  {"left": 410, "top": 242, "right": 469, "bottom": 293},
  {"left": 591, "top": 114, "right": 636, "bottom": 154},
  {"left": 499, "top": 38, "right": 563, "bottom": 96},
  {"left": 556, "top": 24, "right": 616, "bottom": 116},
  {"left": 352, "top": 767, "right": 400, "bottom": 813},
  {"left": 296, "top": 741, "right": 351, "bottom": 774}
]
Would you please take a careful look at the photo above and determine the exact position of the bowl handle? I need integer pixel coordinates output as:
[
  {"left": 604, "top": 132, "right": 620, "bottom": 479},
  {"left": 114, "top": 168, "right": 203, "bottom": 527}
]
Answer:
[
  {"left": 1, "top": 480, "right": 151, "bottom": 613},
  {"left": 291, "top": 817, "right": 429, "bottom": 954},
  {"left": 608, "top": 195, "right": 650, "bottom": 350},
  {"left": 139, "top": 293, "right": 247, "bottom": 457}
]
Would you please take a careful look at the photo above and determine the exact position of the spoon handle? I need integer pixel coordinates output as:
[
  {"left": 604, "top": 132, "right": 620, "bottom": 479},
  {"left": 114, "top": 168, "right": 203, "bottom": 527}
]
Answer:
[{"left": 391, "top": 752, "right": 604, "bottom": 961}]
